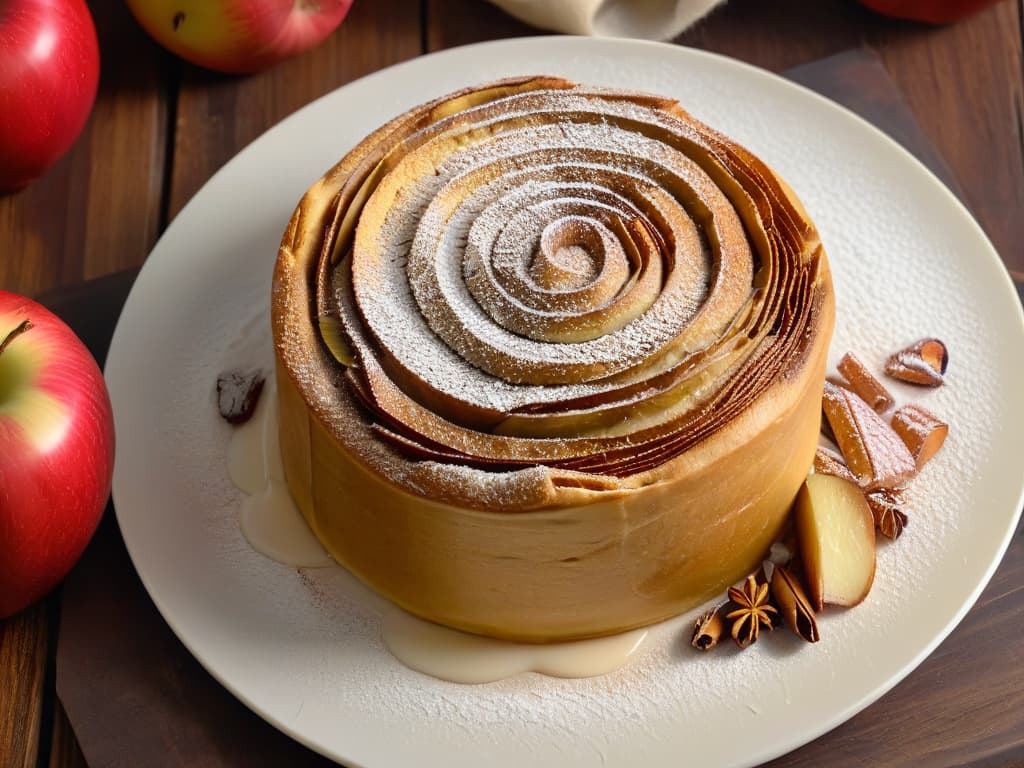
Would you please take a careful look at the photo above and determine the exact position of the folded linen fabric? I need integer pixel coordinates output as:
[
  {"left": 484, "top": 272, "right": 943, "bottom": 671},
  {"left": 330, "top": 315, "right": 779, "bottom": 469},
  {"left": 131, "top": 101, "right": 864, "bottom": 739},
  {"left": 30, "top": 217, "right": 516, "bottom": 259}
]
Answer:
[{"left": 487, "top": 0, "right": 726, "bottom": 40}]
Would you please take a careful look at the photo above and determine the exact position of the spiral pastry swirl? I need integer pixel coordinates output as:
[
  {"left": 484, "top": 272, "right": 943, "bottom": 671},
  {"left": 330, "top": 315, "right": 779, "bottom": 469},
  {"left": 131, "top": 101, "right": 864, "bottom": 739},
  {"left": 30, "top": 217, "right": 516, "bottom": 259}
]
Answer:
[{"left": 273, "top": 77, "right": 834, "bottom": 640}]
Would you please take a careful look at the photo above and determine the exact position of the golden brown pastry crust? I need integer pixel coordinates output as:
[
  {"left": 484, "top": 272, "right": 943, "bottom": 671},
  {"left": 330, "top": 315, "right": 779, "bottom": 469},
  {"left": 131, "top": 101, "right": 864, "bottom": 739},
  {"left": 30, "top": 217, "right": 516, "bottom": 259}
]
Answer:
[{"left": 273, "top": 77, "right": 834, "bottom": 641}]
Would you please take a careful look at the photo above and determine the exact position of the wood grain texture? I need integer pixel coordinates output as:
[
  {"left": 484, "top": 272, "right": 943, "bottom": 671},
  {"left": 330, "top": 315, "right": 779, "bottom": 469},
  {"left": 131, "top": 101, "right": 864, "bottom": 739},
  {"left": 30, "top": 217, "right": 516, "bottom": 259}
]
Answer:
[
  {"left": 0, "top": 603, "right": 48, "bottom": 768},
  {"left": 166, "top": 0, "right": 423, "bottom": 221},
  {"left": 872, "top": 2, "right": 1023, "bottom": 273},
  {"left": 426, "top": 0, "right": 536, "bottom": 48},
  {"left": 0, "top": 0, "right": 167, "bottom": 297}
]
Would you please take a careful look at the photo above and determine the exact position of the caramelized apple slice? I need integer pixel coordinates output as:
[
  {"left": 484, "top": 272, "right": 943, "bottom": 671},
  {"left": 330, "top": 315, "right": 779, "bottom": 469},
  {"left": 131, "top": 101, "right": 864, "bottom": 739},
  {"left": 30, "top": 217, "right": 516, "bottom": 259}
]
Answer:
[
  {"left": 891, "top": 404, "right": 948, "bottom": 468},
  {"left": 821, "top": 382, "right": 916, "bottom": 491},
  {"left": 836, "top": 352, "right": 894, "bottom": 413},
  {"left": 318, "top": 315, "right": 356, "bottom": 367},
  {"left": 794, "top": 474, "right": 876, "bottom": 610}
]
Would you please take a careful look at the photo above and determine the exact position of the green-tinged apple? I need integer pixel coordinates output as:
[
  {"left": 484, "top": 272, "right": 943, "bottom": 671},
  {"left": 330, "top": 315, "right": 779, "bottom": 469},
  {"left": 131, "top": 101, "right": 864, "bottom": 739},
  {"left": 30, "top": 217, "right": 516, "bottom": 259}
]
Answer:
[
  {"left": 123, "top": 0, "right": 354, "bottom": 74},
  {"left": 0, "top": 291, "right": 114, "bottom": 618}
]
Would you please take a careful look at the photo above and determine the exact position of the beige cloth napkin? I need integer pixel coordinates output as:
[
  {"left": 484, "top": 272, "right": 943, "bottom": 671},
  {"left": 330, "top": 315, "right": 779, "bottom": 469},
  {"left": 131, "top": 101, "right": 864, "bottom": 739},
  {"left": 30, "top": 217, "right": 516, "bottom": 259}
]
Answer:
[{"left": 488, "top": 0, "right": 726, "bottom": 40}]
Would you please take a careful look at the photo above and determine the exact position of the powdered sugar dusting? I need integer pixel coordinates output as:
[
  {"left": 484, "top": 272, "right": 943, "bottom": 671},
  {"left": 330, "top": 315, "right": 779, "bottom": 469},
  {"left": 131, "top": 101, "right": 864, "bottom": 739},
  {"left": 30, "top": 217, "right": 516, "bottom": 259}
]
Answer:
[{"left": 349, "top": 101, "right": 742, "bottom": 406}]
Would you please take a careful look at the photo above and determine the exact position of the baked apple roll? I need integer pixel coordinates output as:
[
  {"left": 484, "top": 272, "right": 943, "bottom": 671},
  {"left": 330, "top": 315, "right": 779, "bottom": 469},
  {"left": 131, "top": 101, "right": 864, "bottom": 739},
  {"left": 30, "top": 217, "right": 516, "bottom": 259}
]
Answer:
[{"left": 272, "top": 77, "right": 834, "bottom": 641}]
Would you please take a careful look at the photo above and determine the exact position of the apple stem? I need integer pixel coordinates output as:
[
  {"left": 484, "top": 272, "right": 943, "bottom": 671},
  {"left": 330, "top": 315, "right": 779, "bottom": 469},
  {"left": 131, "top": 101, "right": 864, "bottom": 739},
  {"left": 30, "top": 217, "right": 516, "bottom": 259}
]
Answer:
[{"left": 0, "top": 319, "right": 32, "bottom": 358}]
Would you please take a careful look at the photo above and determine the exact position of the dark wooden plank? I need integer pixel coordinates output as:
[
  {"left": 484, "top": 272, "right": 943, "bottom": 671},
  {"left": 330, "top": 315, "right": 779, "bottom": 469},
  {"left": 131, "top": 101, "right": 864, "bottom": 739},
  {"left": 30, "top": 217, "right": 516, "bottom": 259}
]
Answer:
[
  {"left": 48, "top": 703, "right": 88, "bottom": 768},
  {"left": 0, "top": 603, "right": 47, "bottom": 768},
  {"left": 426, "top": 0, "right": 536, "bottom": 48},
  {"left": 167, "top": 0, "right": 423, "bottom": 220},
  {"left": 36, "top": 268, "right": 139, "bottom": 367},
  {"left": 869, "top": 1, "right": 1023, "bottom": 275},
  {"left": 0, "top": 0, "right": 167, "bottom": 298}
]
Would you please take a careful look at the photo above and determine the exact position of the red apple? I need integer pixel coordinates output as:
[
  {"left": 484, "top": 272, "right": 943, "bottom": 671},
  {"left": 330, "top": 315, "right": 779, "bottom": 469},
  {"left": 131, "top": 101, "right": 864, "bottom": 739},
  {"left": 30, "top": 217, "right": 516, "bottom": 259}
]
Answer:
[
  {"left": 0, "top": 291, "right": 115, "bottom": 618},
  {"left": 0, "top": 0, "right": 100, "bottom": 192},
  {"left": 123, "top": 0, "right": 354, "bottom": 74},
  {"left": 858, "top": 0, "right": 1001, "bottom": 24}
]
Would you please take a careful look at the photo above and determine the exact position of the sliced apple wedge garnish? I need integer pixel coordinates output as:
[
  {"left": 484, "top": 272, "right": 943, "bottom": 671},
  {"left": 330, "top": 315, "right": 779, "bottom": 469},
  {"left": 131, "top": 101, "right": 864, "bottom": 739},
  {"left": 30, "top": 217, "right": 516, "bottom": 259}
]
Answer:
[{"left": 794, "top": 473, "right": 877, "bottom": 611}]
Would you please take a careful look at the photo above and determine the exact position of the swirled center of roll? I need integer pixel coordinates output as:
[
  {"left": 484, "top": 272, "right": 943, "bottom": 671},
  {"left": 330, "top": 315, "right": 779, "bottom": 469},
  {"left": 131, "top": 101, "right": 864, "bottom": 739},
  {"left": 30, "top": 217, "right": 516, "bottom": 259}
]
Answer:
[{"left": 533, "top": 220, "right": 601, "bottom": 291}]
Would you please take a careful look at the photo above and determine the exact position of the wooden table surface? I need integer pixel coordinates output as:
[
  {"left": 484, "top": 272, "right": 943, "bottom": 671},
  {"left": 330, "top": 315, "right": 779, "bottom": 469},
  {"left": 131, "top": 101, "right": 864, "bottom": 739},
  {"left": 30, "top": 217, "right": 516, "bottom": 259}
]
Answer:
[{"left": 1, "top": 1, "right": 1022, "bottom": 766}]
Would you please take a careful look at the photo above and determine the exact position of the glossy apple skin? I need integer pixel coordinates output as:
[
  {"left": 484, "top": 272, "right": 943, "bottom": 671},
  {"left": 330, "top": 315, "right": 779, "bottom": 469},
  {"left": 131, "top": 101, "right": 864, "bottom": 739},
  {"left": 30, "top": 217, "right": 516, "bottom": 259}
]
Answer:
[
  {"left": 858, "top": 0, "right": 1000, "bottom": 23},
  {"left": 0, "top": 0, "right": 100, "bottom": 192},
  {"left": 0, "top": 292, "right": 115, "bottom": 618},
  {"left": 123, "top": 0, "right": 354, "bottom": 74}
]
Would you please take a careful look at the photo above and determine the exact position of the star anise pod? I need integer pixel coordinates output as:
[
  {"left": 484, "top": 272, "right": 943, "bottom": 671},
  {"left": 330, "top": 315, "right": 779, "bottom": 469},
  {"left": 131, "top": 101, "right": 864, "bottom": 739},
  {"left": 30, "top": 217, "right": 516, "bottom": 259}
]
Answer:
[
  {"left": 866, "top": 490, "right": 909, "bottom": 540},
  {"left": 726, "top": 575, "right": 778, "bottom": 649}
]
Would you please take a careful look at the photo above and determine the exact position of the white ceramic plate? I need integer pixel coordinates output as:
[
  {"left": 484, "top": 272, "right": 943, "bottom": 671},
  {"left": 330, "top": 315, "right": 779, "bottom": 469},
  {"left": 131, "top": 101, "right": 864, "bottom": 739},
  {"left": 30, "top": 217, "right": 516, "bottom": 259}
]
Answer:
[{"left": 105, "top": 38, "right": 1024, "bottom": 768}]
